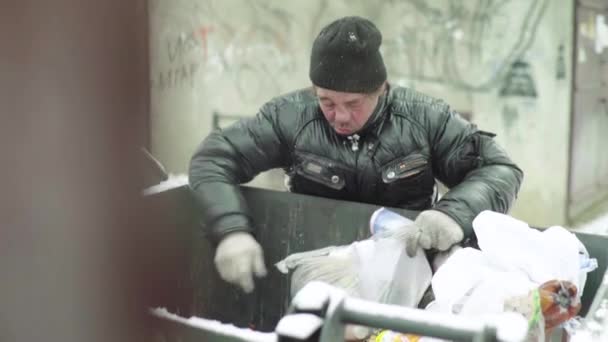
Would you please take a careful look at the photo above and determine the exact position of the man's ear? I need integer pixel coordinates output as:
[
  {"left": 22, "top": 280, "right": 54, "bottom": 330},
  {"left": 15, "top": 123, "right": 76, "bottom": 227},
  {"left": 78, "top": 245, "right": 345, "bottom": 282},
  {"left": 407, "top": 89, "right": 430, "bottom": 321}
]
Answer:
[
  {"left": 367, "top": 82, "right": 386, "bottom": 98},
  {"left": 377, "top": 81, "right": 387, "bottom": 95}
]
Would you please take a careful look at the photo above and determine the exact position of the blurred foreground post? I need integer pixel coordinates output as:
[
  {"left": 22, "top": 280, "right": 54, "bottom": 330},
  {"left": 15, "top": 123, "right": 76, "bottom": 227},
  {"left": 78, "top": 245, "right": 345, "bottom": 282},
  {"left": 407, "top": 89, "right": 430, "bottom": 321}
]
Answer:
[{"left": 0, "top": 1, "right": 181, "bottom": 341}]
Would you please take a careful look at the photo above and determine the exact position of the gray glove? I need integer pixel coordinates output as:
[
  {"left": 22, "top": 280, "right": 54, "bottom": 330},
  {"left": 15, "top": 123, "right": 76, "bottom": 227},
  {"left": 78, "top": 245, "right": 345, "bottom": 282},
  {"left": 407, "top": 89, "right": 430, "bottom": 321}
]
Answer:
[
  {"left": 214, "top": 232, "right": 267, "bottom": 293},
  {"left": 405, "top": 210, "right": 464, "bottom": 257}
]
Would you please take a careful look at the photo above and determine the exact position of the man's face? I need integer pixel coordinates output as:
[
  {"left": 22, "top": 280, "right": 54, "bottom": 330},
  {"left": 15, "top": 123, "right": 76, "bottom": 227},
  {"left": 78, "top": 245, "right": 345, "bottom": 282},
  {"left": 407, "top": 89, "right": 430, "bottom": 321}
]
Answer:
[{"left": 316, "top": 86, "right": 381, "bottom": 136}]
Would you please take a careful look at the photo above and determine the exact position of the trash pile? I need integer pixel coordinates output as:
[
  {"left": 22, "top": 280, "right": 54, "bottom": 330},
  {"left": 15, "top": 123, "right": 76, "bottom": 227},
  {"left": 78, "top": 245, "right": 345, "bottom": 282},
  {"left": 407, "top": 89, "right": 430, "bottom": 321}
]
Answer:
[{"left": 275, "top": 209, "right": 598, "bottom": 342}]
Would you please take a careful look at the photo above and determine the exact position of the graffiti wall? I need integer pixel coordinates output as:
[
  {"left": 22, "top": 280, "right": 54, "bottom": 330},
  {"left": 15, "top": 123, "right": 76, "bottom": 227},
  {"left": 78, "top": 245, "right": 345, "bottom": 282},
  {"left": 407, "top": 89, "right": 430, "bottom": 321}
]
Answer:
[{"left": 150, "top": 0, "right": 576, "bottom": 226}]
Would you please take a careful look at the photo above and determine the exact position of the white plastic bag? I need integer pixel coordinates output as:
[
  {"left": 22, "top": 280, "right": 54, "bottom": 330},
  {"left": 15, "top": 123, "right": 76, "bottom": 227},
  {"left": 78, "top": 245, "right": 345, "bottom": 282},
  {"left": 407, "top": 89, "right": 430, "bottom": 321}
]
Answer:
[
  {"left": 275, "top": 209, "right": 432, "bottom": 309},
  {"left": 429, "top": 247, "right": 537, "bottom": 316},
  {"left": 473, "top": 211, "right": 591, "bottom": 292},
  {"left": 357, "top": 236, "right": 433, "bottom": 307},
  {"left": 428, "top": 211, "right": 598, "bottom": 341}
]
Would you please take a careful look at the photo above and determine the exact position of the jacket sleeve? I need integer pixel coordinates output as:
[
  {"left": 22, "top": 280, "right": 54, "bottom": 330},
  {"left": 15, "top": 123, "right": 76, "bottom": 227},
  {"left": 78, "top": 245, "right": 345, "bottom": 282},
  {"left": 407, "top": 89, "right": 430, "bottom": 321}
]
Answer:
[
  {"left": 427, "top": 103, "right": 524, "bottom": 237},
  {"left": 188, "top": 101, "right": 291, "bottom": 244}
]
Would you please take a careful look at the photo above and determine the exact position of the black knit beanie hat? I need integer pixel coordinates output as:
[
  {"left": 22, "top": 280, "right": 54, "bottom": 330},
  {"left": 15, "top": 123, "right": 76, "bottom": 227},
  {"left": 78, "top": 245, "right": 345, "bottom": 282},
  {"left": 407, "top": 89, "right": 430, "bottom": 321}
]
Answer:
[{"left": 309, "top": 16, "right": 387, "bottom": 93}]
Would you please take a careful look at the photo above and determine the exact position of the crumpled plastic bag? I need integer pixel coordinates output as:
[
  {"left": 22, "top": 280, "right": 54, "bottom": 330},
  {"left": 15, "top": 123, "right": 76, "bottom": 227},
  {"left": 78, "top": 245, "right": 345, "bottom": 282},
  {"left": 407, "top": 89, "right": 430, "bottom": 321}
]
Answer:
[
  {"left": 275, "top": 209, "right": 434, "bottom": 341},
  {"left": 427, "top": 210, "right": 597, "bottom": 341},
  {"left": 275, "top": 234, "right": 432, "bottom": 310},
  {"left": 275, "top": 209, "right": 432, "bottom": 308},
  {"left": 472, "top": 211, "right": 594, "bottom": 293}
]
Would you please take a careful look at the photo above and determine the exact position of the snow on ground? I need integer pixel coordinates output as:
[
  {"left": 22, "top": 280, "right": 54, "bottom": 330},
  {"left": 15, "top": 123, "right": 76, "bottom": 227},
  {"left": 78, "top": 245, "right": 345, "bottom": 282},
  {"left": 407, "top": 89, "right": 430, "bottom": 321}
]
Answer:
[
  {"left": 151, "top": 308, "right": 277, "bottom": 342},
  {"left": 572, "top": 211, "right": 608, "bottom": 236},
  {"left": 142, "top": 174, "right": 188, "bottom": 195}
]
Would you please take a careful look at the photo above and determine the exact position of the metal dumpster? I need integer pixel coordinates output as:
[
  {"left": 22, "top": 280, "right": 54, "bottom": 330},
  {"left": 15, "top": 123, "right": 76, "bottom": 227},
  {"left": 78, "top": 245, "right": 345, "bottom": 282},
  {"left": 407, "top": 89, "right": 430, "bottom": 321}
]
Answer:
[{"left": 145, "top": 183, "right": 608, "bottom": 341}]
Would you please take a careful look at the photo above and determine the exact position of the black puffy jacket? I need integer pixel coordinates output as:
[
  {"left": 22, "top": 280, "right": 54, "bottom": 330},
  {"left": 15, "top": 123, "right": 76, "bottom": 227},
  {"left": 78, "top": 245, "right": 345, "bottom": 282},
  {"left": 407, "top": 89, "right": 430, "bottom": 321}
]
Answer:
[{"left": 189, "top": 85, "right": 523, "bottom": 244}]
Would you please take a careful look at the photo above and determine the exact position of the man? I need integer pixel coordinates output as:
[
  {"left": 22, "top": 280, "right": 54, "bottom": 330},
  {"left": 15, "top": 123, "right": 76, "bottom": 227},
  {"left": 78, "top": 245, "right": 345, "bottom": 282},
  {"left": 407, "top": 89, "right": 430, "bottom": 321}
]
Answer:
[{"left": 189, "top": 16, "right": 523, "bottom": 293}]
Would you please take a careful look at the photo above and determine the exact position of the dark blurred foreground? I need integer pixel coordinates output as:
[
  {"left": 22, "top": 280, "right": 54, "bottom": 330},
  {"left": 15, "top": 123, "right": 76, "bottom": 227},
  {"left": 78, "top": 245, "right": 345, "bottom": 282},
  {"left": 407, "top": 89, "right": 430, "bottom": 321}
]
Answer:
[{"left": 0, "top": 1, "right": 183, "bottom": 341}]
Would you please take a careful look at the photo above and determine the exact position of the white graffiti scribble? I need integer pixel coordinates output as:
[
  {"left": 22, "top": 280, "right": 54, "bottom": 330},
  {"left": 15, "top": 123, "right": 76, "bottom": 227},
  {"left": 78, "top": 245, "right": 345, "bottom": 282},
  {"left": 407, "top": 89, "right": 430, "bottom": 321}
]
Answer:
[{"left": 378, "top": 0, "right": 549, "bottom": 91}]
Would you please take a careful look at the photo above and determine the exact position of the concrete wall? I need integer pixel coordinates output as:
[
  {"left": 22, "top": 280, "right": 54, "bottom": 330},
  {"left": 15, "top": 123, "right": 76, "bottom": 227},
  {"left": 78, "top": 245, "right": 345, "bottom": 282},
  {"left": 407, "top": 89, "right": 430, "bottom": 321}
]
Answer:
[{"left": 149, "top": 0, "right": 574, "bottom": 227}]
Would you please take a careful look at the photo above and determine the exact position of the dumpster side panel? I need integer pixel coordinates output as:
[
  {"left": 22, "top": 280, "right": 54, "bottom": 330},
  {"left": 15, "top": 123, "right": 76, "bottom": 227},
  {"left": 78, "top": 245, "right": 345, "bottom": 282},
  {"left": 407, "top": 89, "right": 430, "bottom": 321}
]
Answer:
[
  {"left": 572, "top": 232, "right": 608, "bottom": 316},
  {"left": 157, "top": 185, "right": 417, "bottom": 331},
  {"left": 148, "top": 185, "right": 607, "bottom": 333}
]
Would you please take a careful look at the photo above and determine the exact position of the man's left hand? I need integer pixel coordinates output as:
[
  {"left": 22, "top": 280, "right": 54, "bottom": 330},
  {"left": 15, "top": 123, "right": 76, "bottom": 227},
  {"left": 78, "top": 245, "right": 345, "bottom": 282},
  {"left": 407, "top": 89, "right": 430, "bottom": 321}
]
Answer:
[{"left": 405, "top": 210, "right": 464, "bottom": 257}]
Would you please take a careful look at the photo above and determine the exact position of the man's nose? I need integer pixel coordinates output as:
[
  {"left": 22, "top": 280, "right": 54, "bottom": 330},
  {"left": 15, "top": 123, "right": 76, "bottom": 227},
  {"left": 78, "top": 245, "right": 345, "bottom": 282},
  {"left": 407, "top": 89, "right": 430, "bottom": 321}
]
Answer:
[{"left": 334, "top": 107, "right": 350, "bottom": 123}]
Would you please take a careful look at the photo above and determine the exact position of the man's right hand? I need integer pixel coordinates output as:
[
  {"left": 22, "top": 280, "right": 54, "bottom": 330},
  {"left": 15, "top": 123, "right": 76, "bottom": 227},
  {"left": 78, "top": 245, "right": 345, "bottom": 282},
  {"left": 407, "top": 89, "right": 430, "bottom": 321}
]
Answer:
[{"left": 214, "top": 232, "right": 267, "bottom": 293}]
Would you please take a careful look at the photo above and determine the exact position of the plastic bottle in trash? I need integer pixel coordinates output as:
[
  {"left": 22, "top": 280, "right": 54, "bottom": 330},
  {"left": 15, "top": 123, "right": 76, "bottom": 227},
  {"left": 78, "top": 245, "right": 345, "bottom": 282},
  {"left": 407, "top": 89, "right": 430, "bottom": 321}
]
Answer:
[{"left": 369, "top": 207, "right": 415, "bottom": 236}]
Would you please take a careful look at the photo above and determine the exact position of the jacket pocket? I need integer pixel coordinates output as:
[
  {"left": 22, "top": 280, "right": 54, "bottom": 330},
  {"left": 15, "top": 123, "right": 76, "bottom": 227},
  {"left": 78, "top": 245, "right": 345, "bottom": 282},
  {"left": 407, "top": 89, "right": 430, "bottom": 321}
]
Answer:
[
  {"left": 468, "top": 131, "right": 495, "bottom": 157},
  {"left": 377, "top": 152, "right": 435, "bottom": 209},
  {"left": 457, "top": 130, "right": 497, "bottom": 167},
  {"left": 293, "top": 151, "right": 348, "bottom": 190},
  {"left": 381, "top": 153, "right": 429, "bottom": 184}
]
